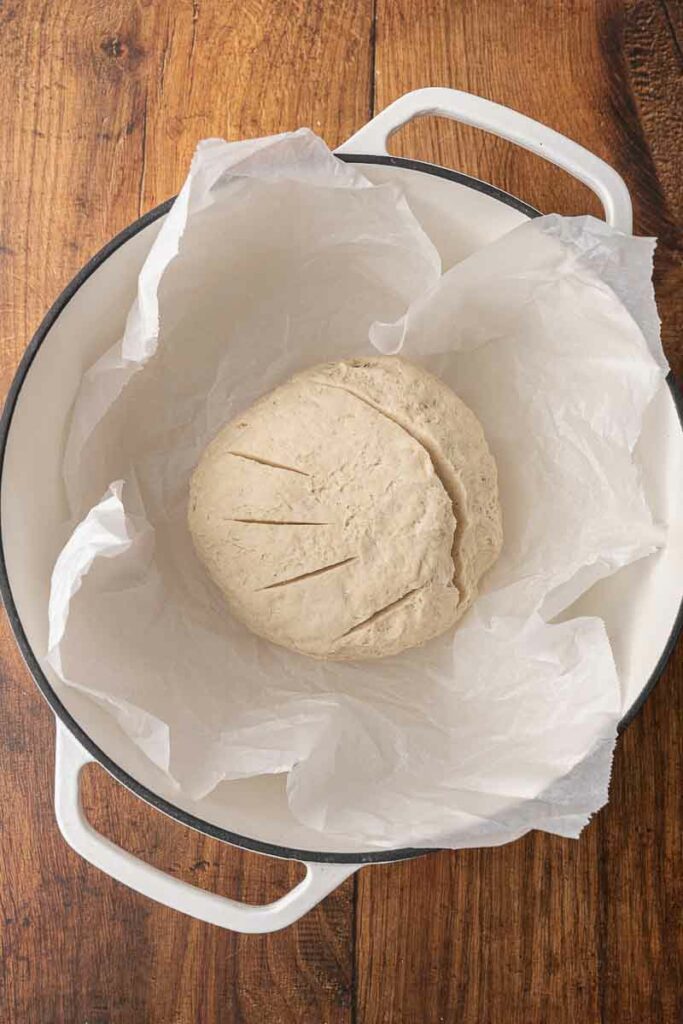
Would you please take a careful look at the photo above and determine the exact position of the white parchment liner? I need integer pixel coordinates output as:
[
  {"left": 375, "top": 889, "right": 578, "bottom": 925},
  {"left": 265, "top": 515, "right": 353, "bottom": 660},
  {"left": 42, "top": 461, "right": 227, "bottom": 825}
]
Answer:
[{"left": 48, "top": 131, "right": 668, "bottom": 849}]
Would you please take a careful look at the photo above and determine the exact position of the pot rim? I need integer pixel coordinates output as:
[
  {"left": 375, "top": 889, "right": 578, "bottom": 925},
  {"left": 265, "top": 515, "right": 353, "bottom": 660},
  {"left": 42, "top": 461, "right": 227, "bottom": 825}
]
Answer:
[{"left": 1, "top": 154, "right": 681, "bottom": 864}]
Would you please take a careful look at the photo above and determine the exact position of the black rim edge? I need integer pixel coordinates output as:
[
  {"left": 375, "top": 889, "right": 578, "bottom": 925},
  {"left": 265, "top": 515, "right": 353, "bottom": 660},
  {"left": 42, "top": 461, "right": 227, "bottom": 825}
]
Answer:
[
  {"left": 0, "top": 155, "right": 681, "bottom": 865},
  {"left": 617, "top": 368, "right": 683, "bottom": 731}
]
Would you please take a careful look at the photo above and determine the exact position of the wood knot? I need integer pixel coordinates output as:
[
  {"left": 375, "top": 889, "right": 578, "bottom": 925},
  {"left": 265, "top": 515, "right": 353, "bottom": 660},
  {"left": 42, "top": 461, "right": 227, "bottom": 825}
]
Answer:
[
  {"left": 100, "top": 34, "right": 144, "bottom": 69},
  {"left": 101, "top": 35, "right": 122, "bottom": 58}
]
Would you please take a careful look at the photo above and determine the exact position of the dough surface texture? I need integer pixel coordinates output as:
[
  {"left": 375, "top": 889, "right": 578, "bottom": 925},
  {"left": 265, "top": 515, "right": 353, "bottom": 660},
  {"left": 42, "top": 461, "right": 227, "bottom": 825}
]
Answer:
[{"left": 188, "top": 357, "right": 502, "bottom": 659}]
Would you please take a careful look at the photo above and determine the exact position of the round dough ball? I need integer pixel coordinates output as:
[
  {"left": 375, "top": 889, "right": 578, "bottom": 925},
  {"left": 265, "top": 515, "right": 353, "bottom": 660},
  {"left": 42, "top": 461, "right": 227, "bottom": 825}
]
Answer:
[{"left": 188, "top": 357, "right": 502, "bottom": 660}]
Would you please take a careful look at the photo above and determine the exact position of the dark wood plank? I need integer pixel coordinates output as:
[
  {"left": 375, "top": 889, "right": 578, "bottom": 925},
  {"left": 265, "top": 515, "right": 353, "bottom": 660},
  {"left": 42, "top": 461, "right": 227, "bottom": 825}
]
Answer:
[
  {"left": 598, "top": 650, "right": 682, "bottom": 1024},
  {"left": 620, "top": 0, "right": 683, "bottom": 375},
  {"left": 357, "top": 1, "right": 682, "bottom": 1022},
  {"left": 0, "top": 2, "right": 372, "bottom": 1021}
]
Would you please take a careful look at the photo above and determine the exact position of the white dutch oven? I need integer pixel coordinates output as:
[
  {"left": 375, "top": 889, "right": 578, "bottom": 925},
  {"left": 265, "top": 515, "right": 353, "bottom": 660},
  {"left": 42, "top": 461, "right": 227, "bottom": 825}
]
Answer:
[{"left": 2, "top": 89, "right": 682, "bottom": 934}]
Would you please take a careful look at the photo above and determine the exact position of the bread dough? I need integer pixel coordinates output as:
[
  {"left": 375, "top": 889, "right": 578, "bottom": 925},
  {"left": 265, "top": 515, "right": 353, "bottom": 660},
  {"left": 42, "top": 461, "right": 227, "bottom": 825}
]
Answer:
[{"left": 188, "top": 357, "right": 502, "bottom": 659}]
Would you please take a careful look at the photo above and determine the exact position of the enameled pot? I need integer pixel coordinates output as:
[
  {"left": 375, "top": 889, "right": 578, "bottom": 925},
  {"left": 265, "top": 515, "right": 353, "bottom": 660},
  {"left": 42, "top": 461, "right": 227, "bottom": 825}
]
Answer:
[{"left": 2, "top": 89, "right": 681, "bottom": 933}]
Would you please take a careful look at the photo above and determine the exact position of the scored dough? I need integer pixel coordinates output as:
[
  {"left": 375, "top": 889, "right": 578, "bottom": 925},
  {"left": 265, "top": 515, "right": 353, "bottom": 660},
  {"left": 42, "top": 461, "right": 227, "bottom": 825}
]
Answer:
[{"left": 188, "top": 357, "right": 502, "bottom": 660}]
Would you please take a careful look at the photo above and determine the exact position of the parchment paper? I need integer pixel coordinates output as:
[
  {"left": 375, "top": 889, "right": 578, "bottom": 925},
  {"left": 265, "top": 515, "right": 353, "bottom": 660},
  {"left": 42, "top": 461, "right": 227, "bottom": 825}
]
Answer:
[{"left": 48, "top": 130, "right": 668, "bottom": 849}]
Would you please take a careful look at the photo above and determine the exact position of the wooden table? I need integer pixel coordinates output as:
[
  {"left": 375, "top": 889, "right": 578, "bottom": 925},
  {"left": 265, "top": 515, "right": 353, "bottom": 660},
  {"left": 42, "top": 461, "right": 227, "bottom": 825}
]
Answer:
[{"left": 1, "top": 2, "right": 681, "bottom": 1021}]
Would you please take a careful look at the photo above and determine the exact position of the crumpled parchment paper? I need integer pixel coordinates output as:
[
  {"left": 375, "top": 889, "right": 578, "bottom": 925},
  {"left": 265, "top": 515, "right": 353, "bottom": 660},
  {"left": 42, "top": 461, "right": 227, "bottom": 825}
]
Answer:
[{"left": 48, "top": 129, "right": 668, "bottom": 849}]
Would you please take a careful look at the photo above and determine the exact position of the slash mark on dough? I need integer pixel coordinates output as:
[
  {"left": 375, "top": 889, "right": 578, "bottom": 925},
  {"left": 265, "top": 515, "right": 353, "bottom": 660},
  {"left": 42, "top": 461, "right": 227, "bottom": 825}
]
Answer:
[
  {"left": 259, "top": 556, "right": 357, "bottom": 590},
  {"left": 228, "top": 451, "right": 309, "bottom": 476},
  {"left": 229, "top": 519, "right": 329, "bottom": 526},
  {"left": 338, "top": 584, "right": 425, "bottom": 639}
]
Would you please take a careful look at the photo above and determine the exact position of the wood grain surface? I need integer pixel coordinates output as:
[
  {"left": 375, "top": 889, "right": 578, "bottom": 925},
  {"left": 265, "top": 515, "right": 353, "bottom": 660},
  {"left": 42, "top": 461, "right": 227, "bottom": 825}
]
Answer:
[{"left": 0, "top": 2, "right": 680, "bottom": 1022}]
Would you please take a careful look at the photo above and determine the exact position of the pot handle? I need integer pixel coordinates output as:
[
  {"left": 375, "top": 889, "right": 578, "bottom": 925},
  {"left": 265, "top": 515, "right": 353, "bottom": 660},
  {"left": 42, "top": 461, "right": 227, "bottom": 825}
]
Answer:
[
  {"left": 53, "top": 723, "right": 357, "bottom": 933},
  {"left": 336, "top": 87, "right": 632, "bottom": 233}
]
